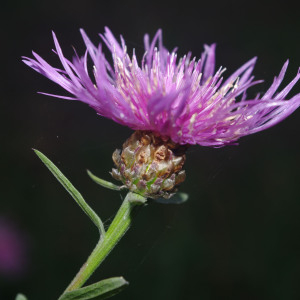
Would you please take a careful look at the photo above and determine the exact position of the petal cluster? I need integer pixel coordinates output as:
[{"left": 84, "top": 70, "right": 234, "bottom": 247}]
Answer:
[{"left": 23, "top": 28, "right": 300, "bottom": 146}]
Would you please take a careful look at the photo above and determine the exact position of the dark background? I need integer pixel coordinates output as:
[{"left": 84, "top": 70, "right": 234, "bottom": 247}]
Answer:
[{"left": 1, "top": 0, "right": 300, "bottom": 299}]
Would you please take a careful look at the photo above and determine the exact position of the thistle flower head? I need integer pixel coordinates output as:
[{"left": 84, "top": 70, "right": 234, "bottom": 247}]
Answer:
[
  {"left": 111, "top": 131, "right": 187, "bottom": 199},
  {"left": 23, "top": 27, "right": 300, "bottom": 147}
]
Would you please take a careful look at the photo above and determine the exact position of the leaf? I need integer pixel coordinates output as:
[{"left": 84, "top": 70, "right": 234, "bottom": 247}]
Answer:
[
  {"left": 34, "top": 149, "right": 105, "bottom": 236},
  {"left": 154, "top": 192, "right": 189, "bottom": 204},
  {"left": 15, "top": 294, "right": 27, "bottom": 300},
  {"left": 87, "top": 170, "right": 124, "bottom": 191},
  {"left": 59, "top": 277, "right": 128, "bottom": 300}
]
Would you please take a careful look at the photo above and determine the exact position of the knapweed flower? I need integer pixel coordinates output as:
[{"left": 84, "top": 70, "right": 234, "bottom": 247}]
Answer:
[
  {"left": 24, "top": 28, "right": 300, "bottom": 198},
  {"left": 23, "top": 27, "right": 300, "bottom": 147}
]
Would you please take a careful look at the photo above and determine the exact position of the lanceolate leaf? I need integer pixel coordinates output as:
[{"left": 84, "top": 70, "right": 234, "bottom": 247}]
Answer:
[
  {"left": 87, "top": 170, "right": 124, "bottom": 191},
  {"left": 58, "top": 277, "right": 128, "bottom": 300},
  {"left": 34, "top": 150, "right": 105, "bottom": 236}
]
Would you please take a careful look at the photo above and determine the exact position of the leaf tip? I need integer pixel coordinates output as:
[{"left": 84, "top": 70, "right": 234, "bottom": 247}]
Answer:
[
  {"left": 119, "top": 276, "right": 129, "bottom": 286},
  {"left": 15, "top": 293, "right": 28, "bottom": 300},
  {"left": 32, "top": 148, "right": 42, "bottom": 157}
]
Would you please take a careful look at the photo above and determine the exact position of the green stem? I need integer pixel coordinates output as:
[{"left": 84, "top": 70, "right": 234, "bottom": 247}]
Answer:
[{"left": 60, "top": 192, "right": 146, "bottom": 295}]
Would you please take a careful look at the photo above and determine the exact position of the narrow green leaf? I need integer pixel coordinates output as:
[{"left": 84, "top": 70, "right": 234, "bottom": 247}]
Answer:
[
  {"left": 87, "top": 170, "right": 124, "bottom": 191},
  {"left": 154, "top": 192, "right": 189, "bottom": 204},
  {"left": 59, "top": 277, "right": 128, "bottom": 300},
  {"left": 34, "top": 150, "right": 105, "bottom": 236},
  {"left": 15, "top": 294, "right": 27, "bottom": 300}
]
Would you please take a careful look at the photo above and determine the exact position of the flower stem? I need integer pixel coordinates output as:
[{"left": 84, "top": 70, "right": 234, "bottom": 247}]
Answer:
[{"left": 61, "top": 192, "right": 146, "bottom": 295}]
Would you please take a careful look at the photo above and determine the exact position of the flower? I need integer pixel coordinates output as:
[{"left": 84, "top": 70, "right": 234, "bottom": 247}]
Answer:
[
  {"left": 23, "top": 27, "right": 300, "bottom": 147},
  {"left": 0, "top": 218, "right": 28, "bottom": 278}
]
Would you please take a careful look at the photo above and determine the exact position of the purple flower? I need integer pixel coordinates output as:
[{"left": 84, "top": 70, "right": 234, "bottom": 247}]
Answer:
[
  {"left": 0, "top": 218, "right": 28, "bottom": 278},
  {"left": 23, "top": 28, "right": 300, "bottom": 146}
]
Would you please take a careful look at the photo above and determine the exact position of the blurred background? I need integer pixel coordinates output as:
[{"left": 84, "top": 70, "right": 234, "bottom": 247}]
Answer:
[{"left": 1, "top": 0, "right": 300, "bottom": 299}]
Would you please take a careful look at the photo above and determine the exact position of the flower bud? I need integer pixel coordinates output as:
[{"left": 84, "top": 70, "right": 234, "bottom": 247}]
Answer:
[{"left": 111, "top": 131, "right": 187, "bottom": 199}]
